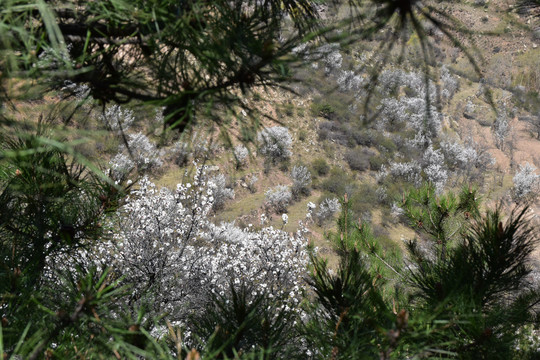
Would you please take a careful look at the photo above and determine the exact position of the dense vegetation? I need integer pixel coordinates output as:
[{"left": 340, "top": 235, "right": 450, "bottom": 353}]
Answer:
[{"left": 1, "top": 0, "right": 540, "bottom": 358}]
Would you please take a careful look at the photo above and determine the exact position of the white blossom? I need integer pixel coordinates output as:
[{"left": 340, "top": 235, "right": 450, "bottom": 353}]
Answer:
[
  {"left": 208, "top": 173, "right": 235, "bottom": 211},
  {"left": 336, "top": 70, "right": 365, "bottom": 93},
  {"left": 316, "top": 198, "right": 341, "bottom": 225},
  {"left": 265, "top": 185, "right": 292, "bottom": 214},
  {"left": 493, "top": 107, "right": 511, "bottom": 151},
  {"left": 108, "top": 153, "right": 135, "bottom": 181},
  {"left": 99, "top": 105, "right": 135, "bottom": 132},
  {"left": 257, "top": 126, "right": 293, "bottom": 163},
  {"left": 423, "top": 145, "right": 447, "bottom": 193},
  {"left": 441, "top": 66, "right": 458, "bottom": 101},
  {"left": 290, "top": 165, "right": 312, "bottom": 200},
  {"left": 119, "top": 132, "right": 163, "bottom": 172},
  {"left": 513, "top": 163, "right": 540, "bottom": 202},
  {"left": 61, "top": 80, "right": 90, "bottom": 99},
  {"left": 234, "top": 144, "right": 249, "bottom": 168},
  {"left": 376, "top": 70, "right": 442, "bottom": 138},
  {"left": 389, "top": 161, "right": 422, "bottom": 186},
  {"left": 51, "top": 169, "right": 309, "bottom": 323}
]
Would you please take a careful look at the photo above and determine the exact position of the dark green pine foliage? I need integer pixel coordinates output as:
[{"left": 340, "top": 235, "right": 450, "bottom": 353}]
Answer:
[
  {"left": 304, "top": 195, "right": 397, "bottom": 359},
  {"left": 0, "top": 123, "right": 123, "bottom": 288},
  {"left": 0, "top": 0, "right": 319, "bottom": 133},
  {"left": 305, "top": 245, "right": 394, "bottom": 359},
  {"left": 0, "top": 122, "right": 131, "bottom": 353},
  {"left": 303, "top": 187, "right": 540, "bottom": 359},
  {"left": 1, "top": 266, "right": 184, "bottom": 359},
  {"left": 401, "top": 183, "right": 480, "bottom": 262},
  {"left": 402, "top": 185, "right": 540, "bottom": 359},
  {"left": 188, "top": 282, "right": 303, "bottom": 359},
  {"left": 332, "top": 195, "right": 404, "bottom": 301}
]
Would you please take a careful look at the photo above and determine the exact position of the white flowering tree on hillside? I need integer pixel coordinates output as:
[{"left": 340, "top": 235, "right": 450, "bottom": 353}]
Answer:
[
  {"left": 62, "top": 169, "right": 309, "bottom": 324},
  {"left": 440, "top": 137, "right": 494, "bottom": 184},
  {"left": 383, "top": 145, "right": 448, "bottom": 193},
  {"left": 204, "top": 221, "right": 308, "bottom": 304},
  {"left": 290, "top": 165, "right": 312, "bottom": 200},
  {"left": 208, "top": 173, "right": 235, "bottom": 211},
  {"left": 316, "top": 198, "right": 341, "bottom": 226},
  {"left": 233, "top": 144, "right": 249, "bottom": 169},
  {"left": 108, "top": 153, "right": 135, "bottom": 182},
  {"left": 98, "top": 104, "right": 135, "bottom": 133},
  {"left": 257, "top": 126, "right": 293, "bottom": 164},
  {"left": 513, "top": 162, "right": 540, "bottom": 203},
  {"left": 493, "top": 107, "right": 512, "bottom": 151},
  {"left": 422, "top": 145, "right": 447, "bottom": 193},
  {"left": 265, "top": 185, "right": 292, "bottom": 214},
  {"left": 118, "top": 132, "right": 163, "bottom": 172},
  {"left": 441, "top": 66, "right": 459, "bottom": 102},
  {"left": 97, "top": 172, "right": 214, "bottom": 319},
  {"left": 376, "top": 70, "right": 442, "bottom": 142}
]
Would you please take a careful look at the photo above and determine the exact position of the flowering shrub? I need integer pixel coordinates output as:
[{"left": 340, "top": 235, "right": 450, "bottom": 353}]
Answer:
[
  {"left": 493, "top": 107, "right": 511, "bottom": 151},
  {"left": 208, "top": 173, "right": 235, "bottom": 211},
  {"left": 234, "top": 144, "right": 249, "bottom": 169},
  {"left": 377, "top": 98, "right": 406, "bottom": 132},
  {"left": 513, "top": 163, "right": 540, "bottom": 202},
  {"left": 58, "top": 169, "right": 309, "bottom": 324},
  {"left": 377, "top": 95, "right": 441, "bottom": 140},
  {"left": 389, "top": 161, "right": 422, "bottom": 186},
  {"left": 441, "top": 66, "right": 459, "bottom": 101},
  {"left": 316, "top": 197, "right": 341, "bottom": 225},
  {"left": 99, "top": 105, "right": 135, "bottom": 132},
  {"left": 376, "top": 70, "right": 442, "bottom": 139},
  {"left": 378, "top": 69, "right": 404, "bottom": 96},
  {"left": 203, "top": 222, "right": 308, "bottom": 304},
  {"left": 290, "top": 165, "right": 312, "bottom": 200},
  {"left": 401, "top": 98, "right": 441, "bottom": 139},
  {"left": 422, "top": 145, "right": 447, "bottom": 193},
  {"left": 376, "top": 186, "right": 388, "bottom": 203},
  {"left": 317, "top": 43, "right": 342, "bottom": 74},
  {"left": 383, "top": 144, "right": 451, "bottom": 193},
  {"left": 391, "top": 202, "right": 405, "bottom": 219},
  {"left": 440, "top": 138, "right": 494, "bottom": 184},
  {"left": 440, "top": 140, "right": 478, "bottom": 170},
  {"left": 120, "top": 132, "right": 163, "bottom": 172},
  {"left": 61, "top": 80, "right": 90, "bottom": 100},
  {"left": 108, "top": 153, "right": 135, "bottom": 181},
  {"left": 336, "top": 70, "right": 365, "bottom": 93},
  {"left": 265, "top": 185, "right": 292, "bottom": 214},
  {"left": 62, "top": 172, "right": 214, "bottom": 320},
  {"left": 257, "top": 126, "right": 293, "bottom": 163}
]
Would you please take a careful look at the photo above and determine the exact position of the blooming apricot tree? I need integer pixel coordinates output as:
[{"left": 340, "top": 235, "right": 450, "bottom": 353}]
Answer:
[{"left": 59, "top": 168, "right": 309, "bottom": 324}]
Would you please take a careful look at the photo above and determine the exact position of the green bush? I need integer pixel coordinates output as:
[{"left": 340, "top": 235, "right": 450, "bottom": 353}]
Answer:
[
  {"left": 345, "top": 147, "right": 374, "bottom": 172},
  {"left": 310, "top": 102, "right": 336, "bottom": 119},
  {"left": 369, "top": 155, "right": 385, "bottom": 171},
  {"left": 321, "top": 168, "right": 357, "bottom": 196},
  {"left": 373, "top": 134, "right": 397, "bottom": 153},
  {"left": 311, "top": 158, "right": 330, "bottom": 176},
  {"left": 349, "top": 184, "right": 378, "bottom": 218},
  {"left": 351, "top": 128, "right": 373, "bottom": 147},
  {"left": 283, "top": 102, "right": 295, "bottom": 117}
]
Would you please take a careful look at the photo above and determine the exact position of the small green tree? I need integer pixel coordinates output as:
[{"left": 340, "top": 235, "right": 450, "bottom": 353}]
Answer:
[
  {"left": 401, "top": 183, "right": 480, "bottom": 262},
  {"left": 302, "top": 187, "right": 540, "bottom": 359},
  {"left": 405, "top": 206, "right": 540, "bottom": 359}
]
